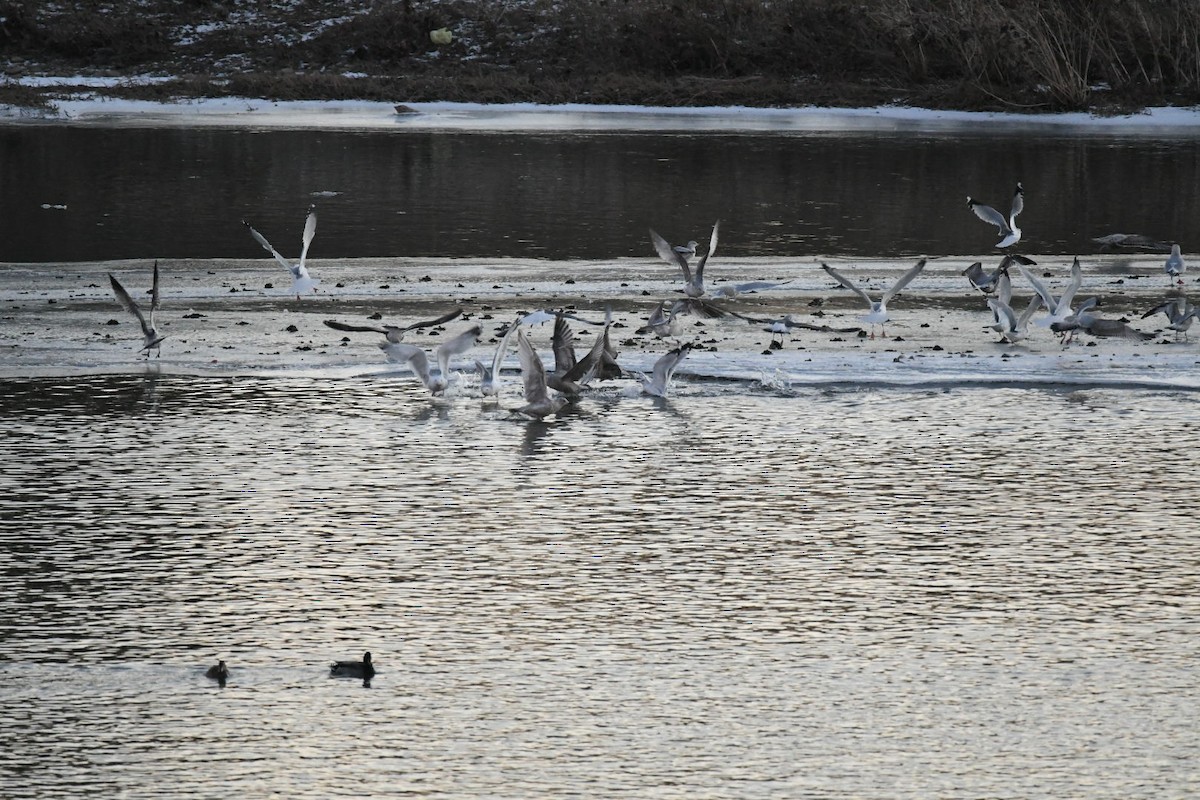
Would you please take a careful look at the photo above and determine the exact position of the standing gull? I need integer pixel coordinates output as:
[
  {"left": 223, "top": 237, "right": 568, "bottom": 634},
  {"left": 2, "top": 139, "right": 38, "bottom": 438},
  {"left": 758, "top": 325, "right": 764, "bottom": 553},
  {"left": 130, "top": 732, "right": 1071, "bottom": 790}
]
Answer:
[
  {"left": 967, "top": 182, "right": 1024, "bottom": 249},
  {"left": 986, "top": 294, "right": 1042, "bottom": 344},
  {"left": 108, "top": 261, "right": 164, "bottom": 358},
  {"left": 820, "top": 259, "right": 927, "bottom": 339},
  {"left": 243, "top": 205, "right": 319, "bottom": 299},
  {"left": 1165, "top": 244, "right": 1186, "bottom": 285},
  {"left": 650, "top": 221, "right": 719, "bottom": 298}
]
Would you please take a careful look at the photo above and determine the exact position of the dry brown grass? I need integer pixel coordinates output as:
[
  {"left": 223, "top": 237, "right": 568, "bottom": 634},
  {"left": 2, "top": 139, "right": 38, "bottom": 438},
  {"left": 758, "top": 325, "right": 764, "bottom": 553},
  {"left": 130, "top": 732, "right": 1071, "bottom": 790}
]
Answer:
[{"left": 3, "top": 0, "right": 1200, "bottom": 111}]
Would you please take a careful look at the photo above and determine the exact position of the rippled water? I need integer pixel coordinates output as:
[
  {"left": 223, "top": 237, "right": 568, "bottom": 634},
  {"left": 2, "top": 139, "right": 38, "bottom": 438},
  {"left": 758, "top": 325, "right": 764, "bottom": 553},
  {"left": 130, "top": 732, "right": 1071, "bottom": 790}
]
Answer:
[{"left": 2, "top": 374, "right": 1197, "bottom": 798}]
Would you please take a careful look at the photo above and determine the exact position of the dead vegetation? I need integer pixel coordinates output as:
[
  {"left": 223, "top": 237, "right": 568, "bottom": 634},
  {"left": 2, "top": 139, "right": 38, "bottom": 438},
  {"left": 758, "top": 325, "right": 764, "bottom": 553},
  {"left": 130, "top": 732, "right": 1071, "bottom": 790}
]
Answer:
[{"left": 3, "top": 0, "right": 1200, "bottom": 112}]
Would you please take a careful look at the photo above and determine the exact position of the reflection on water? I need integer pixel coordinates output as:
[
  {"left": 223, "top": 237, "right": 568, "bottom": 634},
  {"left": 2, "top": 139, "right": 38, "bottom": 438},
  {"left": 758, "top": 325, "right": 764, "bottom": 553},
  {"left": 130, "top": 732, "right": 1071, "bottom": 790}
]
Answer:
[
  {"left": 1, "top": 375, "right": 1197, "bottom": 798},
  {"left": 4, "top": 127, "right": 1200, "bottom": 261}
]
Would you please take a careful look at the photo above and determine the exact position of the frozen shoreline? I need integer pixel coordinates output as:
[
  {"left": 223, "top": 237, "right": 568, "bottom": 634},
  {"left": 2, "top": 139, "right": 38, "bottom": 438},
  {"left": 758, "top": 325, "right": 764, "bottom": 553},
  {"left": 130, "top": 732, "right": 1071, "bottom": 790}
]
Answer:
[
  {"left": 3, "top": 255, "right": 1197, "bottom": 390},
  {"left": 6, "top": 93, "right": 1200, "bottom": 135}
]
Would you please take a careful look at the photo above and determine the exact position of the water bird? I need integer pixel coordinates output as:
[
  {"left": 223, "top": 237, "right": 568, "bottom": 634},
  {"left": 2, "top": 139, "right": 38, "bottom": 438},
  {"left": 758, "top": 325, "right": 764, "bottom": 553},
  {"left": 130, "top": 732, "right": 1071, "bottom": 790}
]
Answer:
[
  {"left": 1091, "top": 233, "right": 1173, "bottom": 253},
  {"left": 108, "top": 261, "right": 164, "bottom": 358},
  {"left": 243, "top": 205, "right": 319, "bottom": 298},
  {"left": 381, "top": 324, "right": 482, "bottom": 395},
  {"left": 476, "top": 315, "right": 522, "bottom": 398},
  {"left": 544, "top": 311, "right": 621, "bottom": 395},
  {"left": 331, "top": 652, "right": 375, "bottom": 680},
  {"left": 820, "top": 259, "right": 928, "bottom": 339},
  {"left": 986, "top": 294, "right": 1042, "bottom": 344},
  {"left": 1165, "top": 244, "right": 1186, "bottom": 285},
  {"left": 710, "top": 278, "right": 794, "bottom": 299},
  {"left": 205, "top": 660, "right": 229, "bottom": 687},
  {"left": 1016, "top": 257, "right": 1085, "bottom": 330},
  {"left": 650, "top": 221, "right": 719, "bottom": 298},
  {"left": 963, "top": 254, "right": 1036, "bottom": 294},
  {"left": 636, "top": 301, "right": 684, "bottom": 338},
  {"left": 323, "top": 308, "right": 464, "bottom": 343},
  {"left": 967, "top": 182, "right": 1024, "bottom": 249},
  {"left": 639, "top": 342, "right": 693, "bottom": 398},
  {"left": 1141, "top": 295, "right": 1199, "bottom": 340},
  {"left": 514, "top": 328, "right": 568, "bottom": 418}
]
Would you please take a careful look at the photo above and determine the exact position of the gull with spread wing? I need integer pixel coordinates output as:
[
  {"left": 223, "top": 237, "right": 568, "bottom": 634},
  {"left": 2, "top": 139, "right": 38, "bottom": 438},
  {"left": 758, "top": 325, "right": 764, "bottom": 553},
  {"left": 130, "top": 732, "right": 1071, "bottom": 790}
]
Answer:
[
  {"left": 820, "top": 259, "right": 927, "bottom": 339},
  {"left": 108, "top": 260, "right": 165, "bottom": 358},
  {"left": 243, "top": 205, "right": 319, "bottom": 298},
  {"left": 967, "top": 182, "right": 1024, "bottom": 249},
  {"left": 650, "top": 221, "right": 719, "bottom": 298}
]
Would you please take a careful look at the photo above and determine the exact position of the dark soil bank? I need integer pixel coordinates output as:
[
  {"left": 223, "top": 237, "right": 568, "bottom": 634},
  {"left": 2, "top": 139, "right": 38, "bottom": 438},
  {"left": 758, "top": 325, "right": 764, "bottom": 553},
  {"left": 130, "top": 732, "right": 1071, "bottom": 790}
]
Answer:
[{"left": 3, "top": 0, "right": 1200, "bottom": 113}]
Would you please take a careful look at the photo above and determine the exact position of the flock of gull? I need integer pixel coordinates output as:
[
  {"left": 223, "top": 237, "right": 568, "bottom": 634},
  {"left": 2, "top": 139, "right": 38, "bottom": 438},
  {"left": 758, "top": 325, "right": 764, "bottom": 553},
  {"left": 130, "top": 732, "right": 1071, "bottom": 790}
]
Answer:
[{"left": 106, "top": 184, "right": 1197, "bottom": 416}]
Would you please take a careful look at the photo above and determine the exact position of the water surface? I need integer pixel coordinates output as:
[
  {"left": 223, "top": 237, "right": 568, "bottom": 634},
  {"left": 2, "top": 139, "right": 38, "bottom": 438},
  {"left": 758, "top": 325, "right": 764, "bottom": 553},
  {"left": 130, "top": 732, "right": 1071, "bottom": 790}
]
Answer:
[{"left": 1, "top": 375, "right": 1197, "bottom": 798}]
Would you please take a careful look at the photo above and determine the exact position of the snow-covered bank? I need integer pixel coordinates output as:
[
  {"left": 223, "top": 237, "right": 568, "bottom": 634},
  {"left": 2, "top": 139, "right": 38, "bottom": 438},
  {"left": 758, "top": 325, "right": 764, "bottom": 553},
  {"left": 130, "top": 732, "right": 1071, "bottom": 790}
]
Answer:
[{"left": 6, "top": 94, "right": 1200, "bottom": 135}]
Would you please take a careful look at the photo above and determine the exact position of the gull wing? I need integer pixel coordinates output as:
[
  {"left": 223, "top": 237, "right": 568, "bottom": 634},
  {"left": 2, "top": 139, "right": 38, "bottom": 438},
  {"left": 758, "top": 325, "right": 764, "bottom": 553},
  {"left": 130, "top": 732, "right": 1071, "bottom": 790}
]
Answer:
[
  {"left": 323, "top": 320, "right": 391, "bottom": 335},
  {"left": 1016, "top": 293, "right": 1042, "bottom": 329},
  {"left": 298, "top": 205, "right": 317, "bottom": 272},
  {"left": 402, "top": 307, "right": 464, "bottom": 332},
  {"left": 986, "top": 298, "right": 1017, "bottom": 332},
  {"left": 650, "top": 228, "right": 692, "bottom": 283},
  {"left": 149, "top": 260, "right": 160, "bottom": 327},
  {"left": 693, "top": 219, "right": 720, "bottom": 281},
  {"left": 108, "top": 272, "right": 153, "bottom": 338},
  {"left": 551, "top": 313, "right": 577, "bottom": 375},
  {"left": 821, "top": 263, "right": 875, "bottom": 309},
  {"left": 962, "top": 261, "right": 985, "bottom": 290},
  {"left": 1058, "top": 257, "right": 1082, "bottom": 310},
  {"left": 1016, "top": 265, "right": 1059, "bottom": 313},
  {"left": 881, "top": 258, "right": 927, "bottom": 305},
  {"left": 996, "top": 271, "right": 1012, "bottom": 306},
  {"left": 516, "top": 329, "right": 552, "bottom": 404},
  {"left": 967, "top": 199, "right": 1012, "bottom": 234},
  {"left": 1141, "top": 299, "right": 1175, "bottom": 320},
  {"left": 644, "top": 344, "right": 691, "bottom": 396},
  {"left": 1009, "top": 183, "right": 1024, "bottom": 221},
  {"left": 435, "top": 325, "right": 481, "bottom": 382},
  {"left": 243, "top": 221, "right": 294, "bottom": 273},
  {"left": 382, "top": 342, "right": 436, "bottom": 388},
  {"left": 490, "top": 315, "right": 522, "bottom": 377}
]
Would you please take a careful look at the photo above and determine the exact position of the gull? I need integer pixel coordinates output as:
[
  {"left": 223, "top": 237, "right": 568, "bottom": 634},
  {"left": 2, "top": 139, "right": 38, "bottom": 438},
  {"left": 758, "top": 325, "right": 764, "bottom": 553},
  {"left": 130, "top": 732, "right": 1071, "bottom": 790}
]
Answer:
[
  {"left": 1091, "top": 233, "right": 1172, "bottom": 253},
  {"left": 331, "top": 652, "right": 375, "bottom": 681},
  {"left": 514, "top": 328, "right": 568, "bottom": 419},
  {"left": 323, "top": 308, "right": 464, "bottom": 343},
  {"left": 986, "top": 294, "right": 1042, "bottom": 343},
  {"left": 650, "top": 220, "right": 719, "bottom": 298},
  {"left": 108, "top": 260, "right": 164, "bottom": 358},
  {"left": 1053, "top": 309, "right": 1152, "bottom": 343},
  {"left": 243, "top": 205, "right": 319, "bottom": 299},
  {"left": 820, "top": 258, "right": 927, "bottom": 339},
  {"left": 963, "top": 254, "right": 1036, "bottom": 294},
  {"left": 639, "top": 342, "right": 693, "bottom": 398},
  {"left": 637, "top": 301, "right": 684, "bottom": 338},
  {"left": 546, "top": 310, "right": 622, "bottom": 395},
  {"left": 1047, "top": 297, "right": 1100, "bottom": 345},
  {"left": 1016, "top": 257, "right": 1083, "bottom": 329},
  {"left": 967, "top": 182, "right": 1024, "bottom": 249},
  {"left": 1165, "top": 244, "right": 1186, "bottom": 285},
  {"left": 380, "top": 324, "right": 482, "bottom": 395},
  {"left": 1142, "top": 295, "right": 1199, "bottom": 340},
  {"left": 476, "top": 315, "right": 522, "bottom": 398},
  {"left": 205, "top": 660, "right": 229, "bottom": 687},
  {"left": 710, "top": 278, "right": 794, "bottom": 299}
]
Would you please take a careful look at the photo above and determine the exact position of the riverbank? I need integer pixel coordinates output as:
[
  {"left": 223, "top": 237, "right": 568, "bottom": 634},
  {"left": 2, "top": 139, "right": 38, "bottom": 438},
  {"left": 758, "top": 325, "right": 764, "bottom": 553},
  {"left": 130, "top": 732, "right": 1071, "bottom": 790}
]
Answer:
[{"left": 4, "top": 0, "right": 1200, "bottom": 115}]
